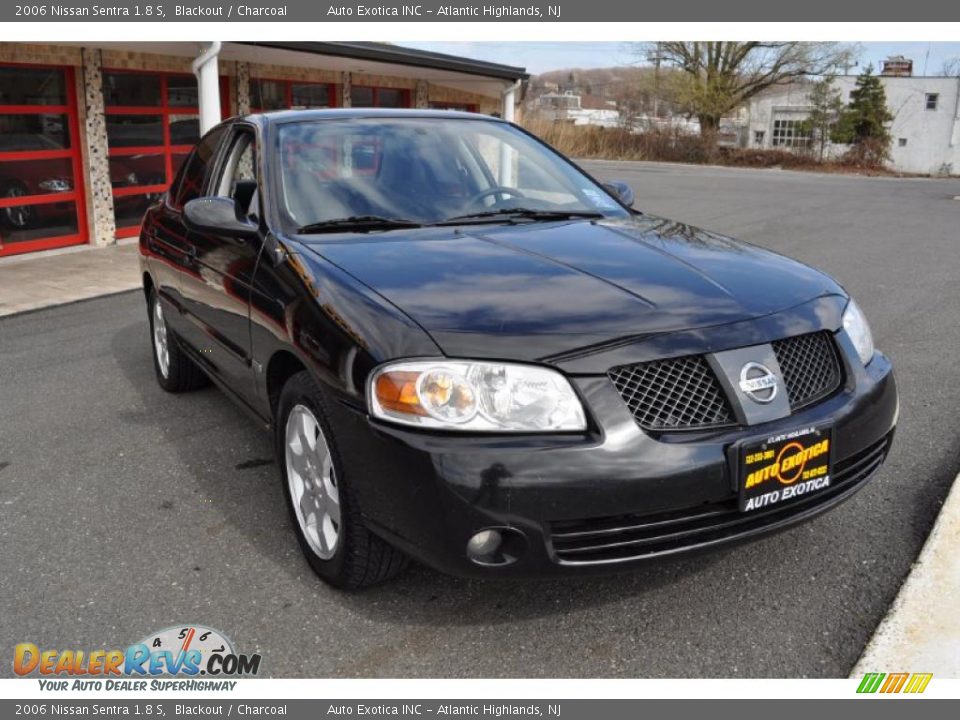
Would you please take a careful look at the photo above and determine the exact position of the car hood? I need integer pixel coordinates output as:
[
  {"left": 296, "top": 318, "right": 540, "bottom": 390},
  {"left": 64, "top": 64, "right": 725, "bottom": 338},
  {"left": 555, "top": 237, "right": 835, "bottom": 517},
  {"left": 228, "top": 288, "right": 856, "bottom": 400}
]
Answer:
[{"left": 297, "top": 215, "right": 843, "bottom": 362}]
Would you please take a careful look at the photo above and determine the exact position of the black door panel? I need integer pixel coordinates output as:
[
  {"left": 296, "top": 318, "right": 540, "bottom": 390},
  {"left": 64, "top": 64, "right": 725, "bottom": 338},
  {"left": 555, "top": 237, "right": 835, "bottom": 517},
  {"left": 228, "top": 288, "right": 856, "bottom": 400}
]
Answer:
[
  {"left": 178, "top": 228, "right": 261, "bottom": 404},
  {"left": 176, "top": 124, "right": 262, "bottom": 407}
]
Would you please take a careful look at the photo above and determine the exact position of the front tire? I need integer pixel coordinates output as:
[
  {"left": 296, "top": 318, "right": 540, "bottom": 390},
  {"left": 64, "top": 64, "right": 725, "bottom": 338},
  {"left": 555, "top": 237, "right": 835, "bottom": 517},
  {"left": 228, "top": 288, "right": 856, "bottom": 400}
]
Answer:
[
  {"left": 276, "top": 371, "right": 408, "bottom": 589},
  {"left": 148, "top": 287, "right": 208, "bottom": 392}
]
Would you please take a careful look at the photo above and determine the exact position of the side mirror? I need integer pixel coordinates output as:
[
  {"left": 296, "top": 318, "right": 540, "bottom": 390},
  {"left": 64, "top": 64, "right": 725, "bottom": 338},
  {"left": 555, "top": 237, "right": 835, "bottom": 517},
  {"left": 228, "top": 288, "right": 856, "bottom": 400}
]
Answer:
[
  {"left": 603, "top": 181, "right": 635, "bottom": 209},
  {"left": 184, "top": 196, "right": 258, "bottom": 237}
]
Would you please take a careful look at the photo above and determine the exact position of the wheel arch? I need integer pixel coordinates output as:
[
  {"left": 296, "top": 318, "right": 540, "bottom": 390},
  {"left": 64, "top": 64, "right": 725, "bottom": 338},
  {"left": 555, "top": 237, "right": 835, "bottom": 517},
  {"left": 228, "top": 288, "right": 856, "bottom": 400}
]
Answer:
[
  {"left": 142, "top": 271, "right": 155, "bottom": 305},
  {"left": 266, "top": 350, "right": 309, "bottom": 421}
]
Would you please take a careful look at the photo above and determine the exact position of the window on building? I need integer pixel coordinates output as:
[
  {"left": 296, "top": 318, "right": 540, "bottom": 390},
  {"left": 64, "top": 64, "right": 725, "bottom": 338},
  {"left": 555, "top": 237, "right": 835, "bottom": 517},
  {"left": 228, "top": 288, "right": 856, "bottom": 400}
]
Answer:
[
  {"left": 249, "top": 78, "right": 337, "bottom": 111},
  {"left": 0, "top": 64, "right": 87, "bottom": 257},
  {"left": 754, "top": 130, "right": 765, "bottom": 146},
  {"left": 249, "top": 79, "right": 285, "bottom": 111},
  {"left": 898, "top": 138, "right": 908, "bottom": 147},
  {"left": 103, "top": 70, "right": 228, "bottom": 237},
  {"left": 771, "top": 119, "right": 811, "bottom": 148},
  {"left": 350, "top": 86, "right": 411, "bottom": 108},
  {"left": 925, "top": 93, "right": 939, "bottom": 110}
]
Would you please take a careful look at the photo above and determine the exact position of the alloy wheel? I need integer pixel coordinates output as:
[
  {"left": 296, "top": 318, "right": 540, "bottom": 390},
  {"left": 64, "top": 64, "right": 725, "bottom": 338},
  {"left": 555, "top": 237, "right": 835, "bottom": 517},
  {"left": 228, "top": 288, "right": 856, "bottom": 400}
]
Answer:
[
  {"left": 152, "top": 299, "right": 170, "bottom": 378},
  {"left": 4, "top": 185, "right": 32, "bottom": 229},
  {"left": 285, "top": 404, "right": 341, "bottom": 560}
]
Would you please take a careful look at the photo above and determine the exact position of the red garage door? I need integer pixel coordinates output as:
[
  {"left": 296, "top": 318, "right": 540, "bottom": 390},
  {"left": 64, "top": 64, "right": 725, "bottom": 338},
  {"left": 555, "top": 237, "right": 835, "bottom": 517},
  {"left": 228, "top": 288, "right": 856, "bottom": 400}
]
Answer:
[
  {"left": 103, "top": 69, "right": 229, "bottom": 238},
  {"left": 0, "top": 63, "right": 87, "bottom": 258}
]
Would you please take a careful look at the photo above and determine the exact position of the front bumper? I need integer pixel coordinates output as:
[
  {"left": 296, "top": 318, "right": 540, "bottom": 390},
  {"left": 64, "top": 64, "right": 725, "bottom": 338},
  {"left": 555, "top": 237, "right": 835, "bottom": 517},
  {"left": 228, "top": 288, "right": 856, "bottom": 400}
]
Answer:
[{"left": 332, "top": 340, "right": 898, "bottom": 579}]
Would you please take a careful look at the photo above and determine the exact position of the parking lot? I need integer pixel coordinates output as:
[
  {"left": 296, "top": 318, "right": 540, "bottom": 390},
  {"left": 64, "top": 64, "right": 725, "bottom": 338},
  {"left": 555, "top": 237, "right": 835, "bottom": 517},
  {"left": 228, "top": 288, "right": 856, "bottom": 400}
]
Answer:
[{"left": 1, "top": 161, "right": 958, "bottom": 677}]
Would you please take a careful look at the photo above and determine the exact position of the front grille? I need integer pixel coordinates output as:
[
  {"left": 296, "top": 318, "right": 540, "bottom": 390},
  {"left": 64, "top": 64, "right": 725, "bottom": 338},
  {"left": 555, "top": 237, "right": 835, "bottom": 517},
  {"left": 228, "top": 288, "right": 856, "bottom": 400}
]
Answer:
[
  {"left": 773, "top": 331, "right": 843, "bottom": 410},
  {"left": 609, "top": 331, "right": 844, "bottom": 431},
  {"left": 607, "top": 355, "right": 735, "bottom": 431},
  {"left": 549, "top": 433, "right": 892, "bottom": 565}
]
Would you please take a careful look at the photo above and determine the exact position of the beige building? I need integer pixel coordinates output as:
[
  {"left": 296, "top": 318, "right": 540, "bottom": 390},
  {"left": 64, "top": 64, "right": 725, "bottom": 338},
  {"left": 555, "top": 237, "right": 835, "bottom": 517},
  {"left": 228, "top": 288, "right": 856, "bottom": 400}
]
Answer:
[{"left": 0, "top": 41, "right": 527, "bottom": 258}]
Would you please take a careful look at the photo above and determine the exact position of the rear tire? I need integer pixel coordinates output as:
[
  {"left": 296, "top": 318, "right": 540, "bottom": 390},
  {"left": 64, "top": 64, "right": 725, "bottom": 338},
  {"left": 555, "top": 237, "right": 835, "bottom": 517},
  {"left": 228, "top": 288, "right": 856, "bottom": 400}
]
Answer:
[
  {"left": 148, "top": 287, "right": 208, "bottom": 392},
  {"left": 1, "top": 180, "right": 35, "bottom": 230},
  {"left": 276, "top": 371, "right": 408, "bottom": 589}
]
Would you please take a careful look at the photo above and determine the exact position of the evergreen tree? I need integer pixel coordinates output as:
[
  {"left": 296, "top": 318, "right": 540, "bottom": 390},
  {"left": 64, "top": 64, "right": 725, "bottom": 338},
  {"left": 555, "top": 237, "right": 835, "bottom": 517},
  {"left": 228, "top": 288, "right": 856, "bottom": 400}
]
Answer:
[
  {"left": 801, "top": 76, "right": 845, "bottom": 161},
  {"left": 834, "top": 65, "right": 893, "bottom": 166}
]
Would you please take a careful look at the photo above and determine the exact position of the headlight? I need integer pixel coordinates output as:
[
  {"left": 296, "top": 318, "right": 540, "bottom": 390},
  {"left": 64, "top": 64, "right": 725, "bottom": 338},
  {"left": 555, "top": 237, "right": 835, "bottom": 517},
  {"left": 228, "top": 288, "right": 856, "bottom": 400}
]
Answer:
[
  {"left": 369, "top": 360, "right": 587, "bottom": 432},
  {"left": 842, "top": 299, "right": 875, "bottom": 366}
]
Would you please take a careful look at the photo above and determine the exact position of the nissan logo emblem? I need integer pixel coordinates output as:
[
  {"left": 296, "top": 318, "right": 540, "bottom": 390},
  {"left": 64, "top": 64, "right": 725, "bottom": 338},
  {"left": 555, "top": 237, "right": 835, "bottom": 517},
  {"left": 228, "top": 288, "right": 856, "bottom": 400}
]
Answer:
[{"left": 739, "top": 362, "right": 778, "bottom": 404}]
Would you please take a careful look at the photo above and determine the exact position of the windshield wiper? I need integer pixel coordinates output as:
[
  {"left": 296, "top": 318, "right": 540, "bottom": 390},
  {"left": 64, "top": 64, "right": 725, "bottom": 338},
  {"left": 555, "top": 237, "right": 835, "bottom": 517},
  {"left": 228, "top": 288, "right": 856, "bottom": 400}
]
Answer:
[
  {"left": 297, "top": 215, "right": 423, "bottom": 234},
  {"left": 437, "top": 208, "right": 605, "bottom": 225}
]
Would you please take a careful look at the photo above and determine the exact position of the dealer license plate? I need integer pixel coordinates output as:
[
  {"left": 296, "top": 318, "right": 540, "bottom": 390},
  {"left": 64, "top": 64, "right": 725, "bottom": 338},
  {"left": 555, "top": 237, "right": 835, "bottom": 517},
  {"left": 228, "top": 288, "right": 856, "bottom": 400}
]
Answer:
[{"left": 738, "top": 425, "right": 833, "bottom": 512}]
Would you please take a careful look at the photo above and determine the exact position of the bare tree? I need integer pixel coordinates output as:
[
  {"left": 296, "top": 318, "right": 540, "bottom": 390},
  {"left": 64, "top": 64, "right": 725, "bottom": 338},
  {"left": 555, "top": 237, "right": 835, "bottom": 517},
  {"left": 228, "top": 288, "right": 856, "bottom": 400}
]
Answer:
[
  {"left": 939, "top": 58, "right": 960, "bottom": 77},
  {"left": 641, "top": 42, "right": 858, "bottom": 139}
]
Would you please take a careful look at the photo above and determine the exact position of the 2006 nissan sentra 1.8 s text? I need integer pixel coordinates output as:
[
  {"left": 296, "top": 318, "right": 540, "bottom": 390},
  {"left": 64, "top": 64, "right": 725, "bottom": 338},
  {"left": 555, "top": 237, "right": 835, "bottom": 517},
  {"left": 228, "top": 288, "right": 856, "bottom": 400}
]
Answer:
[{"left": 139, "top": 109, "right": 897, "bottom": 589}]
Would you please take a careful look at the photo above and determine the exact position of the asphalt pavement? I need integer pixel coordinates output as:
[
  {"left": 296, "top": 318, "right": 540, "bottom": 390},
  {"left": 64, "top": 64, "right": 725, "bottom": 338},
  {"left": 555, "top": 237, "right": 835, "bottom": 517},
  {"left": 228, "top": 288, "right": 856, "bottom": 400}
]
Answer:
[{"left": 1, "top": 161, "right": 958, "bottom": 678}]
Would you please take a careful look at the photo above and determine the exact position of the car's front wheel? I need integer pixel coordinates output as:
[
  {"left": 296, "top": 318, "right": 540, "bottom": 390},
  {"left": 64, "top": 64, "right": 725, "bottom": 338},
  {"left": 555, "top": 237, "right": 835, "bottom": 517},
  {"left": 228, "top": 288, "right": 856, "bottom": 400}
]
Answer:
[
  {"left": 148, "top": 287, "right": 208, "bottom": 392},
  {"left": 276, "top": 371, "right": 408, "bottom": 589}
]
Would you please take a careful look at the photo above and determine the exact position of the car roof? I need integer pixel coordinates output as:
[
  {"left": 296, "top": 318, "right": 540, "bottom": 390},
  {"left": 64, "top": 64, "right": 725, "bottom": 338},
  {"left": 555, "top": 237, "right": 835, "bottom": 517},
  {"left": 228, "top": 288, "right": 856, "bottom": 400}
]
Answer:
[{"left": 245, "top": 108, "right": 505, "bottom": 124}]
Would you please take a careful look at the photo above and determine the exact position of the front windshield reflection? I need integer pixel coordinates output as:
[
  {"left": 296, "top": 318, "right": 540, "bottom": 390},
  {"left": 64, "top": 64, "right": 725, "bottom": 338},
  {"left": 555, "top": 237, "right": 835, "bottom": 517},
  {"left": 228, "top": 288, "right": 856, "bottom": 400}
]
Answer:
[{"left": 275, "top": 117, "right": 629, "bottom": 230}]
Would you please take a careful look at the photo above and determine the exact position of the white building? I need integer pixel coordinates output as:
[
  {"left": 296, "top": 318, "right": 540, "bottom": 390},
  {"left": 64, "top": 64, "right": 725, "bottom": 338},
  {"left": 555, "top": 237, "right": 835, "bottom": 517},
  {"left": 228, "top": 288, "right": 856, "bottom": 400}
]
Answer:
[
  {"left": 746, "top": 71, "right": 960, "bottom": 175},
  {"left": 536, "top": 91, "right": 621, "bottom": 128}
]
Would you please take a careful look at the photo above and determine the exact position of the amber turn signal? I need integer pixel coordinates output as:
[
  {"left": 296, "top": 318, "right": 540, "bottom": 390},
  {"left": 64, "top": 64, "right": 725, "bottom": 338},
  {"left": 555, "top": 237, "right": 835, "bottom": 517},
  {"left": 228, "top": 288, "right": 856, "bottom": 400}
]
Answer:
[{"left": 374, "top": 371, "right": 427, "bottom": 416}]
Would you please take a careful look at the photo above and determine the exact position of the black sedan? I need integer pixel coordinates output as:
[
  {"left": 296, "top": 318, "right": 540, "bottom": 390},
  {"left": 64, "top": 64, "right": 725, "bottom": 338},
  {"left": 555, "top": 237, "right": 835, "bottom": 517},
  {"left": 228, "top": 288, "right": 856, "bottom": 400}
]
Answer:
[{"left": 138, "top": 109, "right": 897, "bottom": 589}]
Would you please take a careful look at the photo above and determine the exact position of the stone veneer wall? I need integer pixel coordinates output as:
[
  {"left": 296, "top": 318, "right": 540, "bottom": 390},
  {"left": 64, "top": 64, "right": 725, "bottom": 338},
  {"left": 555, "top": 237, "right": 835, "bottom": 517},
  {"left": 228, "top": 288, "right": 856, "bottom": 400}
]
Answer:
[
  {"left": 340, "top": 72, "right": 352, "bottom": 108},
  {"left": 80, "top": 48, "right": 117, "bottom": 247},
  {"left": 100, "top": 49, "right": 193, "bottom": 74},
  {"left": 0, "top": 42, "right": 81, "bottom": 66},
  {"left": 428, "top": 84, "right": 501, "bottom": 115},
  {"left": 249, "top": 63, "right": 339, "bottom": 84},
  {"left": 415, "top": 80, "right": 429, "bottom": 109},
  {"left": 236, "top": 62, "right": 251, "bottom": 116}
]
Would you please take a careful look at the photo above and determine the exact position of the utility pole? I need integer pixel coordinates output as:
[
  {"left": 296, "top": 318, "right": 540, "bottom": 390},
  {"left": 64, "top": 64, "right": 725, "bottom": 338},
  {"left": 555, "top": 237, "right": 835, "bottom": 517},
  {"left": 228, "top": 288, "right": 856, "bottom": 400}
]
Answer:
[{"left": 652, "top": 41, "right": 662, "bottom": 121}]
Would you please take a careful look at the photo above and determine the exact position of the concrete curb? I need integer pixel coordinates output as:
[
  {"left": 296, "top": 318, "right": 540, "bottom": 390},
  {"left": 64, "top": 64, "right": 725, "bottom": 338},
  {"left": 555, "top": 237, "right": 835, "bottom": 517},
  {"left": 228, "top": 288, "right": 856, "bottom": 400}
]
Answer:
[{"left": 852, "top": 470, "right": 960, "bottom": 677}]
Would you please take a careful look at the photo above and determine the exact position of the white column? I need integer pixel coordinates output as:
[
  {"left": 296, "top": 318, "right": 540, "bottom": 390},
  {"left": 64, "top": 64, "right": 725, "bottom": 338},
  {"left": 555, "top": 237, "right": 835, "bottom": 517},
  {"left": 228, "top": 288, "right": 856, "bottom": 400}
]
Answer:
[
  {"left": 193, "top": 42, "right": 222, "bottom": 135},
  {"left": 502, "top": 82, "right": 518, "bottom": 123},
  {"left": 499, "top": 81, "right": 520, "bottom": 185}
]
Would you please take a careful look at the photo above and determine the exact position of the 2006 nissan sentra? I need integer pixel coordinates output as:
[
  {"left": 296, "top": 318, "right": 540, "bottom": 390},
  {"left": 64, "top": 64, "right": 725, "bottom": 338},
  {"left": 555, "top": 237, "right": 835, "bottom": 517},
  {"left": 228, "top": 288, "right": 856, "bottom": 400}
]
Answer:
[{"left": 138, "top": 109, "right": 897, "bottom": 589}]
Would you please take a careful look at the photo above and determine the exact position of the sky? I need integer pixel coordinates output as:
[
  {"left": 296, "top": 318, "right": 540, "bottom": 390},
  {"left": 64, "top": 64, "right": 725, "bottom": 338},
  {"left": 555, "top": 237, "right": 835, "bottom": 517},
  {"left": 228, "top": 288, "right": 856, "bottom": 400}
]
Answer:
[{"left": 399, "top": 41, "right": 960, "bottom": 76}]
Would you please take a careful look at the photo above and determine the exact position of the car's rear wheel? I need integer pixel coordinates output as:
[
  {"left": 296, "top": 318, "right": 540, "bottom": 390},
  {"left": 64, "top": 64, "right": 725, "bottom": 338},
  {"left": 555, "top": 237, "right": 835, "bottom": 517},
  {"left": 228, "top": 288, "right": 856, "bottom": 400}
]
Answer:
[
  {"left": 276, "top": 371, "right": 408, "bottom": 589},
  {"left": 1, "top": 180, "right": 35, "bottom": 229},
  {"left": 148, "top": 287, "right": 208, "bottom": 392}
]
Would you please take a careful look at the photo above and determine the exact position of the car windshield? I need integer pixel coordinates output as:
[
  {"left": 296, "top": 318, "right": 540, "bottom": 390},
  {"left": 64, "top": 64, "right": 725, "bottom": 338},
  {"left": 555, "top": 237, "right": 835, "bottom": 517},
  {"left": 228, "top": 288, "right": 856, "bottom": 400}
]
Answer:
[{"left": 274, "top": 117, "right": 630, "bottom": 232}]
